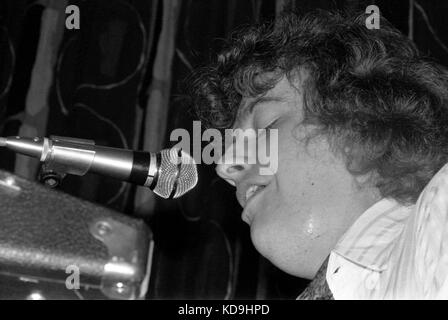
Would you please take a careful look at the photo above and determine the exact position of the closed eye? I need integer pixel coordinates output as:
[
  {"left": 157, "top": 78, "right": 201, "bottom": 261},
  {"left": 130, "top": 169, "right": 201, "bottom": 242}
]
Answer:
[
  {"left": 257, "top": 118, "right": 279, "bottom": 138},
  {"left": 265, "top": 118, "right": 279, "bottom": 130}
]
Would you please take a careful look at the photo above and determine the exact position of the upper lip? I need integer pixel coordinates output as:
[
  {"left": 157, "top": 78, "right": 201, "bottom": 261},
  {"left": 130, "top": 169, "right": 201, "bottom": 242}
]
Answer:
[{"left": 235, "top": 179, "right": 271, "bottom": 209}]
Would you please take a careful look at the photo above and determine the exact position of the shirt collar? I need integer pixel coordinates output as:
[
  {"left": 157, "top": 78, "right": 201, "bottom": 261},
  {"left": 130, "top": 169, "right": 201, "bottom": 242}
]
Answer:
[{"left": 333, "top": 198, "right": 414, "bottom": 272}]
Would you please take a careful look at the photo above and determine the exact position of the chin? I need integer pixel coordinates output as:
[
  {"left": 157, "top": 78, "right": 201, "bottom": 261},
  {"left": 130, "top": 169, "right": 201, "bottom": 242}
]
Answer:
[
  {"left": 249, "top": 219, "right": 327, "bottom": 280},
  {"left": 272, "top": 255, "right": 319, "bottom": 280}
]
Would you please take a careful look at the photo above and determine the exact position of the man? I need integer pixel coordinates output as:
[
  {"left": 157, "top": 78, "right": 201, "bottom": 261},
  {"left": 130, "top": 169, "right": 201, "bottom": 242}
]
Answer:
[{"left": 190, "top": 10, "right": 448, "bottom": 299}]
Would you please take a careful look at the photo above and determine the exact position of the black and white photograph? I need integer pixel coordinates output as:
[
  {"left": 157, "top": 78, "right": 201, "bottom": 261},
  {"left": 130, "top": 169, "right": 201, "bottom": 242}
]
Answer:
[{"left": 0, "top": 0, "right": 447, "bottom": 306}]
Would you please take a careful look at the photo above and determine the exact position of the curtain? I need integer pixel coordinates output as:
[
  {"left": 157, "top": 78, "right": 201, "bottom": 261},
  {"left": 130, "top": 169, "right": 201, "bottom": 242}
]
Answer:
[
  {"left": 14, "top": 0, "right": 67, "bottom": 179},
  {"left": 134, "top": 0, "right": 181, "bottom": 216}
]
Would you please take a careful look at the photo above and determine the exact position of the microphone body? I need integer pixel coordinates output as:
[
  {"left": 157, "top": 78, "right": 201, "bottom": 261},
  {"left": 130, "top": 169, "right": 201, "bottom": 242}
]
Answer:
[{"left": 0, "top": 136, "right": 197, "bottom": 199}]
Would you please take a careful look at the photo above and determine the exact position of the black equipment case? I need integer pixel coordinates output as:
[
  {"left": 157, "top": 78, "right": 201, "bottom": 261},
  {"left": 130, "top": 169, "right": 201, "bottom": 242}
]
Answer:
[{"left": 0, "top": 170, "right": 153, "bottom": 300}]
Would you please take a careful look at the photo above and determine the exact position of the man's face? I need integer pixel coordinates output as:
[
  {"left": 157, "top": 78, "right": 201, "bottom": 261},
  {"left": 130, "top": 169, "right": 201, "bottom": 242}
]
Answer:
[{"left": 216, "top": 76, "right": 378, "bottom": 279}]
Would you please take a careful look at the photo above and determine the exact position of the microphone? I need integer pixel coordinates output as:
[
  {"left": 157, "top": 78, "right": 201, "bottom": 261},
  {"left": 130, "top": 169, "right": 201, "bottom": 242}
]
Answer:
[{"left": 0, "top": 135, "right": 198, "bottom": 199}]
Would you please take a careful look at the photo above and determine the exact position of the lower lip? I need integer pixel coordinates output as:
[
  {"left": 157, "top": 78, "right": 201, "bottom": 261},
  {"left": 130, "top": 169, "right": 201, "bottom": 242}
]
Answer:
[{"left": 242, "top": 186, "right": 267, "bottom": 224}]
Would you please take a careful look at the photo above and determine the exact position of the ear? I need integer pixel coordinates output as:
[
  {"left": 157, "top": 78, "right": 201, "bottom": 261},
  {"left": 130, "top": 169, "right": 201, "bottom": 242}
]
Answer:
[{"left": 353, "top": 171, "right": 379, "bottom": 198}]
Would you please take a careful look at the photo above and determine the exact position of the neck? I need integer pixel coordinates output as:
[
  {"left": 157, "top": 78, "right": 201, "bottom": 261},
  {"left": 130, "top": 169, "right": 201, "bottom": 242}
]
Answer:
[{"left": 296, "top": 256, "right": 334, "bottom": 300}]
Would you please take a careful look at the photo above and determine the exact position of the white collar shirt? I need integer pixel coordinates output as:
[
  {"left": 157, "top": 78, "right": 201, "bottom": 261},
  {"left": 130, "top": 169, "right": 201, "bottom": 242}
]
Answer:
[{"left": 326, "top": 163, "right": 448, "bottom": 299}]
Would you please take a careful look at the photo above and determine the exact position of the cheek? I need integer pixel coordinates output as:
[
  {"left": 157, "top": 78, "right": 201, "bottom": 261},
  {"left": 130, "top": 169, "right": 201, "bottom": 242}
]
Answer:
[
  {"left": 248, "top": 177, "right": 353, "bottom": 277},
  {"left": 250, "top": 206, "right": 349, "bottom": 277},
  {"left": 249, "top": 203, "right": 315, "bottom": 253},
  {"left": 249, "top": 213, "right": 295, "bottom": 263},
  {"left": 248, "top": 208, "right": 330, "bottom": 277},
  {"left": 251, "top": 204, "right": 327, "bottom": 244}
]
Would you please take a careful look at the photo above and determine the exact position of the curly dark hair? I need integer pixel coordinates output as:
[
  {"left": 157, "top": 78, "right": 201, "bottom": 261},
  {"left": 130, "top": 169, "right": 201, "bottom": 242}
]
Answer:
[{"left": 189, "top": 10, "right": 448, "bottom": 204}]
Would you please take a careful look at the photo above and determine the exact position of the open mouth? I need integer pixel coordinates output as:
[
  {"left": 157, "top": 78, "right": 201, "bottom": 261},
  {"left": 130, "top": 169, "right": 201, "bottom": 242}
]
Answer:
[
  {"left": 241, "top": 184, "right": 267, "bottom": 224},
  {"left": 245, "top": 184, "right": 266, "bottom": 205}
]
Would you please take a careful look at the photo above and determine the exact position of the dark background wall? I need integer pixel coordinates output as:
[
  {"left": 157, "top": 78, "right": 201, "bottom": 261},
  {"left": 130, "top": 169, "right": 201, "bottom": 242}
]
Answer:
[{"left": 0, "top": 0, "right": 447, "bottom": 299}]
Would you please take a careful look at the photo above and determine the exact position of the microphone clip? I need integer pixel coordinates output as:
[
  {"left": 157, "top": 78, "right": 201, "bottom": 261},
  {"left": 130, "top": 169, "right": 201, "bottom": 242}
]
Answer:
[{"left": 38, "top": 136, "right": 96, "bottom": 188}]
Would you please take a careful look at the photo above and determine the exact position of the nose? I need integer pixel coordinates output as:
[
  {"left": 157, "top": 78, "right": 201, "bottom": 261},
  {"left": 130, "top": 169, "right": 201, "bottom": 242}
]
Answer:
[
  {"left": 216, "top": 161, "right": 251, "bottom": 187},
  {"left": 215, "top": 136, "right": 254, "bottom": 186}
]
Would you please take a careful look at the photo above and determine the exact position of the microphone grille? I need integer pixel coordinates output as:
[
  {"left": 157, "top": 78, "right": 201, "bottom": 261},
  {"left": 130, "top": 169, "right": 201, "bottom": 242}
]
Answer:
[{"left": 152, "top": 148, "right": 198, "bottom": 199}]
